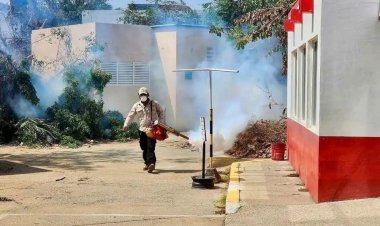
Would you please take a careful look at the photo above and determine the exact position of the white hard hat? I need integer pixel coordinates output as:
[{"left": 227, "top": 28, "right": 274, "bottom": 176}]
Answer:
[{"left": 138, "top": 87, "right": 149, "bottom": 95}]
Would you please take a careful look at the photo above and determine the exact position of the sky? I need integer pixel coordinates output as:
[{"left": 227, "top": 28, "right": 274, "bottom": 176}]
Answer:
[{"left": 0, "top": 0, "right": 209, "bottom": 10}]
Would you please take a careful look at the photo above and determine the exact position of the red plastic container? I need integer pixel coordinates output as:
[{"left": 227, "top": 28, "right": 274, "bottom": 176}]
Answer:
[{"left": 271, "top": 143, "right": 286, "bottom": 161}]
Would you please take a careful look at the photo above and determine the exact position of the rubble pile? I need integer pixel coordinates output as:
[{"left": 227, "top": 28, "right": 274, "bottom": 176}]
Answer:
[{"left": 228, "top": 119, "right": 286, "bottom": 158}]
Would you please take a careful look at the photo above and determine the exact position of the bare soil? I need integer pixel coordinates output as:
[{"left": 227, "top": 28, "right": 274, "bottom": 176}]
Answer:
[{"left": 0, "top": 137, "right": 226, "bottom": 225}]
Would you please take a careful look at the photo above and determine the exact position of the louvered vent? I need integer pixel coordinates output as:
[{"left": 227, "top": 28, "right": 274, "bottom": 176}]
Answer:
[{"left": 100, "top": 62, "right": 150, "bottom": 86}]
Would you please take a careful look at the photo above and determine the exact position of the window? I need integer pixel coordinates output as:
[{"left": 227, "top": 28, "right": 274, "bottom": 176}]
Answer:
[
  {"left": 100, "top": 62, "right": 150, "bottom": 86},
  {"left": 306, "top": 40, "right": 318, "bottom": 127},
  {"left": 311, "top": 41, "right": 318, "bottom": 125},
  {"left": 301, "top": 47, "right": 306, "bottom": 121},
  {"left": 291, "top": 52, "right": 297, "bottom": 118}
]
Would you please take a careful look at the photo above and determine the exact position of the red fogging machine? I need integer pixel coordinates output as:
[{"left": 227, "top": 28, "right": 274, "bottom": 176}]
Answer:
[{"left": 146, "top": 121, "right": 189, "bottom": 141}]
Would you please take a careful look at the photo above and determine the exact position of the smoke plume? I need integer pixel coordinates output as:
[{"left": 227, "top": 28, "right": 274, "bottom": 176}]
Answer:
[{"left": 185, "top": 37, "right": 286, "bottom": 154}]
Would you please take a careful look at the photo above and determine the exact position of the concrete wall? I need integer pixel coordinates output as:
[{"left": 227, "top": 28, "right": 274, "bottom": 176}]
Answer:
[
  {"left": 151, "top": 26, "right": 220, "bottom": 130},
  {"left": 32, "top": 23, "right": 154, "bottom": 118},
  {"left": 176, "top": 27, "right": 219, "bottom": 130},
  {"left": 95, "top": 23, "right": 152, "bottom": 62},
  {"left": 316, "top": 1, "right": 380, "bottom": 201},
  {"left": 32, "top": 23, "right": 153, "bottom": 71},
  {"left": 103, "top": 86, "right": 141, "bottom": 115},
  {"left": 31, "top": 23, "right": 96, "bottom": 77},
  {"left": 320, "top": 0, "right": 380, "bottom": 137},
  {"left": 82, "top": 10, "right": 123, "bottom": 24},
  {"left": 96, "top": 24, "right": 154, "bottom": 115},
  {"left": 151, "top": 28, "right": 177, "bottom": 127}
]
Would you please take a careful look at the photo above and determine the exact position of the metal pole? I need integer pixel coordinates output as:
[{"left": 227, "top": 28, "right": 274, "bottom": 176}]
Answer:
[
  {"left": 173, "top": 68, "right": 238, "bottom": 169},
  {"left": 202, "top": 141, "right": 206, "bottom": 178},
  {"left": 209, "top": 71, "right": 213, "bottom": 168}
]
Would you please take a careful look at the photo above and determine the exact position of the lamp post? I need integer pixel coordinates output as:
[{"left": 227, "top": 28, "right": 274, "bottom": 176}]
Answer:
[{"left": 173, "top": 68, "right": 239, "bottom": 167}]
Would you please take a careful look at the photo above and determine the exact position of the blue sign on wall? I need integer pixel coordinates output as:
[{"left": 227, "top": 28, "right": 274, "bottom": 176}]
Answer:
[{"left": 185, "top": 71, "right": 192, "bottom": 80}]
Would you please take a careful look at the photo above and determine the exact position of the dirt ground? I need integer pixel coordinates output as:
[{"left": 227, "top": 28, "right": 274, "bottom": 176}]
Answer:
[{"left": 0, "top": 137, "right": 227, "bottom": 225}]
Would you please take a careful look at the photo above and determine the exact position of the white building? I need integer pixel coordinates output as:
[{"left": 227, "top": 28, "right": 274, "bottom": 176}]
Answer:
[
  {"left": 31, "top": 23, "right": 219, "bottom": 131},
  {"left": 286, "top": 0, "right": 380, "bottom": 202}
]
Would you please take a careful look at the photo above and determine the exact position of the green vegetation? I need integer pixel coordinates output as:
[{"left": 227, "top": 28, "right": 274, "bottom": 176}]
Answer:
[
  {"left": 208, "top": 0, "right": 294, "bottom": 75},
  {"left": 119, "top": 0, "right": 199, "bottom": 25},
  {"left": 16, "top": 118, "right": 60, "bottom": 146},
  {"left": 47, "top": 64, "right": 112, "bottom": 142},
  {"left": 47, "top": 108, "right": 90, "bottom": 141},
  {"left": 0, "top": 57, "right": 139, "bottom": 147},
  {"left": 101, "top": 111, "right": 139, "bottom": 141},
  {"left": 214, "top": 193, "right": 227, "bottom": 214},
  {"left": 60, "top": 135, "right": 83, "bottom": 149},
  {"left": 0, "top": 106, "right": 17, "bottom": 144},
  {"left": 0, "top": 54, "right": 39, "bottom": 144}
]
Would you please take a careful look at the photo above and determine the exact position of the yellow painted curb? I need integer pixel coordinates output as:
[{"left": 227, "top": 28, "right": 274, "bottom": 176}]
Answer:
[
  {"left": 226, "top": 190, "right": 239, "bottom": 202},
  {"left": 227, "top": 162, "right": 240, "bottom": 203},
  {"left": 229, "top": 162, "right": 240, "bottom": 182},
  {"left": 226, "top": 162, "right": 241, "bottom": 214}
]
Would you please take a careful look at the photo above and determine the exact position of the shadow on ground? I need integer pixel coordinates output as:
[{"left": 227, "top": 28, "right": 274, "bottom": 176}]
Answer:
[
  {"left": 0, "top": 148, "right": 140, "bottom": 171},
  {"left": 163, "top": 158, "right": 199, "bottom": 164},
  {"left": 0, "top": 160, "right": 50, "bottom": 175},
  {"left": 153, "top": 169, "right": 200, "bottom": 174}
]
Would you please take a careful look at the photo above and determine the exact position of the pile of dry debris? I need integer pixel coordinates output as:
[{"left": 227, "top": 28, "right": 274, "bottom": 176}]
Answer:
[{"left": 227, "top": 119, "right": 287, "bottom": 158}]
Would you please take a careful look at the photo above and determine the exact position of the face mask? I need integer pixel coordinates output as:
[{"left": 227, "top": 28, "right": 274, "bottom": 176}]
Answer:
[{"left": 140, "top": 96, "right": 148, "bottom": 102}]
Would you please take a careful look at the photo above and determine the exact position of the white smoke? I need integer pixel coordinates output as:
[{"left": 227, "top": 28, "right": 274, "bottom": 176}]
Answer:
[
  {"left": 9, "top": 95, "right": 45, "bottom": 118},
  {"left": 32, "top": 72, "right": 66, "bottom": 109},
  {"left": 8, "top": 72, "right": 66, "bottom": 118},
  {"left": 185, "top": 36, "right": 286, "bottom": 154}
]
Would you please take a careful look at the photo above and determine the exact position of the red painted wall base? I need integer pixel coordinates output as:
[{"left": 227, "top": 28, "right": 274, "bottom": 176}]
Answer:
[{"left": 287, "top": 118, "right": 380, "bottom": 202}]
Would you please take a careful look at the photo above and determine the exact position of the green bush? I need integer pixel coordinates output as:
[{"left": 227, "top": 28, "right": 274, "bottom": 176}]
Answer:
[
  {"left": 101, "top": 110, "right": 139, "bottom": 141},
  {"left": 0, "top": 106, "right": 17, "bottom": 144},
  {"left": 101, "top": 111, "right": 123, "bottom": 139},
  {"left": 47, "top": 64, "right": 111, "bottom": 141},
  {"left": 47, "top": 107, "right": 90, "bottom": 141},
  {"left": 79, "top": 97, "right": 104, "bottom": 138},
  {"left": 15, "top": 118, "right": 61, "bottom": 146},
  {"left": 0, "top": 56, "right": 39, "bottom": 144},
  {"left": 60, "top": 135, "right": 82, "bottom": 148},
  {"left": 101, "top": 111, "right": 124, "bottom": 140},
  {"left": 102, "top": 111, "right": 124, "bottom": 126},
  {"left": 0, "top": 119, "right": 16, "bottom": 144},
  {"left": 114, "top": 122, "right": 139, "bottom": 141}
]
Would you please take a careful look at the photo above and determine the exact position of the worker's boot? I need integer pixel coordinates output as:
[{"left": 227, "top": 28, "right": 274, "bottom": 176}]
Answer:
[
  {"left": 147, "top": 164, "right": 155, "bottom": 173},
  {"left": 143, "top": 165, "right": 148, "bottom": 171}
]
